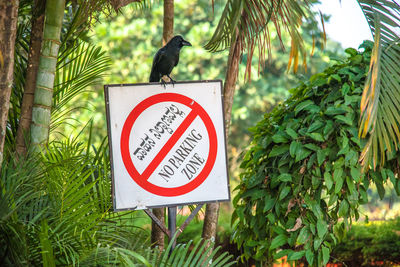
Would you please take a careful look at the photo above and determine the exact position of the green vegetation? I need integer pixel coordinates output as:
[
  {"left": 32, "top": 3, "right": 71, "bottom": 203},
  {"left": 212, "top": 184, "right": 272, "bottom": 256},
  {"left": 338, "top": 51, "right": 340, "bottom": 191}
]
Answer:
[
  {"left": 2, "top": 0, "right": 400, "bottom": 266},
  {"left": 84, "top": 0, "right": 342, "bottom": 164},
  {"left": 0, "top": 128, "right": 149, "bottom": 265},
  {"left": 331, "top": 218, "right": 400, "bottom": 266},
  {"left": 233, "top": 41, "right": 400, "bottom": 266}
]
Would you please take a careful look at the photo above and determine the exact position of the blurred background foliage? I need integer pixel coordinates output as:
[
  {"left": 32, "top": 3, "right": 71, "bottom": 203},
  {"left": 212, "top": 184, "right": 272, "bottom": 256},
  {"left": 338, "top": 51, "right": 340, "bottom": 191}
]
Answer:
[{"left": 62, "top": 0, "right": 343, "bottom": 174}]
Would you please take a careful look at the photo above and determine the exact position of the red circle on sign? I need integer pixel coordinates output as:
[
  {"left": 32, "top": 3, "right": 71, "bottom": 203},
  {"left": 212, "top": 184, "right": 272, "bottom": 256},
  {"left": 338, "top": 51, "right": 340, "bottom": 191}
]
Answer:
[{"left": 120, "top": 93, "right": 217, "bottom": 197}]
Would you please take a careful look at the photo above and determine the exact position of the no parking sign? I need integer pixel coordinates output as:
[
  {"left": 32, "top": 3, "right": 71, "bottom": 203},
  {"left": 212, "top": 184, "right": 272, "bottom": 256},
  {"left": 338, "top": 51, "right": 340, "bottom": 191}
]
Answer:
[{"left": 105, "top": 81, "right": 230, "bottom": 210}]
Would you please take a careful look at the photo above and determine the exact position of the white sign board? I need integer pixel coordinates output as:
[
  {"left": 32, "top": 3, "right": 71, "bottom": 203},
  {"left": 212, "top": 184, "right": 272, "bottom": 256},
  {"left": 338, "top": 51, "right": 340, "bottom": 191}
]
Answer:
[{"left": 105, "top": 81, "right": 230, "bottom": 210}]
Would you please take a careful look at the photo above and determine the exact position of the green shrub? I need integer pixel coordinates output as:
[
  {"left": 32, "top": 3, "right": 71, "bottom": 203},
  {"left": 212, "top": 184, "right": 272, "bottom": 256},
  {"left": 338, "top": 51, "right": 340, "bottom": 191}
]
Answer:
[
  {"left": 232, "top": 40, "right": 400, "bottom": 266},
  {"left": 331, "top": 218, "right": 400, "bottom": 266}
]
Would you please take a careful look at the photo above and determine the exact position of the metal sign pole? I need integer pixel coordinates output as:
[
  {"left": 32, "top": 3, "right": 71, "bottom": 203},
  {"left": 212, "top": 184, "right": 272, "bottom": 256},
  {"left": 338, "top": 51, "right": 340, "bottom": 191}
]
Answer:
[
  {"left": 144, "top": 204, "right": 204, "bottom": 253},
  {"left": 168, "top": 206, "right": 177, "bottom": 250}
]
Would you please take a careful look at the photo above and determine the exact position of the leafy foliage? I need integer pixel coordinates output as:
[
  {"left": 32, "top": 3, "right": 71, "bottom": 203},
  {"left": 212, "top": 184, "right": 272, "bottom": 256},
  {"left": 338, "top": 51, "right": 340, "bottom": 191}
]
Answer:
[
  {"left": 142, "top": 237, "right": 236, "bottom": 267},
  {"left": 232, "top": 41, "right": 400, "bottom": 266},
  {"left": 8, "top": 0, "right": 112, "bottom": 150},
  {"left": 0, "top": 125, "right": 148, "bottom": 266},
  {"left": 90, "top": 0, "right": 341, "bottom": 166},
  {"left": 204, "top": 0, "right": 324, "bottom": 76},
  {"left": 331, "top": 218, "right": 400, "bottom": 266},
  {"left": 52, "top": 42, "right": 111, "bottom": 133},
  {"left": 1, "top": 121, "right": 236, "bottom": 266}
]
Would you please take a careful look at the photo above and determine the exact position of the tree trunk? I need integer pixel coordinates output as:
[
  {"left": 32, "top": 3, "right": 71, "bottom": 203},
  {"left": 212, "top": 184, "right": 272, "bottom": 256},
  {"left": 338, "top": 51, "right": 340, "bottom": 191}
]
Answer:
[
  {"left": 151, "top": 208, "right": 165, "bottom": 249},
  {"left": 162, "top": 0, "right": 174, "bottom": 45},
  {"left": 16, "top": 0, "right": 46, "bottom": 155},
  {"left": 0, "top": 0, "right": 19, "bottom": 165},
  {"left": 30, "top": 0, "right": 65, "bottom": 150},
  {"left": 150, "top": 0, "right": 174, "bottom": 250},
  {"left": 222, "top": 34, "right": 241, "bottom": 128},
  {"left": 202, "top": 33, "right": 241, "bottom": 241}
]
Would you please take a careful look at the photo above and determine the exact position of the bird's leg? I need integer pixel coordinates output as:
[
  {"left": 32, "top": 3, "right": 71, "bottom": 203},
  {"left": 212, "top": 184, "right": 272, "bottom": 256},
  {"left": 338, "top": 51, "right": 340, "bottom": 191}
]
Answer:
[
  {"left": 161, "top": 78, "right": 167, "bottom": 88},
  {"left": 161, "top": 75, "right": 167, "bottom": 89},
  {"left": 167, "top": 74, "right": 175, "bottom": 87}
]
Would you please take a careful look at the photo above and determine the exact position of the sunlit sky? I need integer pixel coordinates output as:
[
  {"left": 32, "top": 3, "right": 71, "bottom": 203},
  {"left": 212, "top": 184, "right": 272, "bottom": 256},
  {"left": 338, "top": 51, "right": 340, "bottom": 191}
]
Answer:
[{"left": 316, "top": 0, "right": 373, "bottom": 49}]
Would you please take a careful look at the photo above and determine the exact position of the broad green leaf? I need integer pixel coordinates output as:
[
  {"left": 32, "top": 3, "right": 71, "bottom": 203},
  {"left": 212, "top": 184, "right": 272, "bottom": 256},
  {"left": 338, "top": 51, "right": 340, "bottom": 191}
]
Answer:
[
  {"left": 305, "top": 249, "right": 314, "bottom": 266},
  {"left": 279, "top": 186, "right": 291, "bottom": 200},
  {"left": 287, "top": 250, "right": 305, "bottom": 261},
  {"left": 304, "top": 143, "right": 320, "bottom": 151},
  {"left": 314, "top": 238, "right": 322, "bottom": 250},
  {"left": 341, "top": 83, "right": 350, "bottom": 95},
  {"left": 269, "top": 145, "right": 290, "bottom": 157},
  {"left": 272, "top": 132, "right": 289, "bottom": 143},
  {"left": 317, "top": 150, "right": 326, "bottom": 166},
  {"left": 270, "top": 234, "right": 288, "bottom": 250},
  {"left": 359, "top": 186, "right": 368, "bottom": 204},
  {"left": 334, "top": 168, "right": 344, "bottom": 194},
  {"left": 308, "top": 121, "right": 324, "bottom": 132},
  {"left": 290, "top": 141, "right": 302, "bottom": 157},
  {"left": 304, "top": 104, "right": 321, "bottom": 114},
  {"left": 264, "top": 196, "right": 275, "bottom": 212},
  {"left": 335, "top": 115, "right": 353, "bottom": 126},
  {"left": 323, "top": 120, "right": 334, "bottom": 137},
  {"left": 338, "top": 200, "right": 349, "bottom": 217},
  {"left": 311, "top": 202, "right": 323, "bottom": 219},
  {"left": 295, "top": 100, "right": 314, "bottom": 116},
  {"left": 308, "top": 132, "right": 325, "bottom": 142},
  {"left": 346, "top": 176, "right": 356, "bottom": 194},
  {"left": 331, "top": 74, "right": 342, "bottom": 82},
  {"left": 278, "top": 173, "right": 292, "bottom": 182},
  {"left": 376, "top": 180, "right": 385, "bottom": 200},
  {"left": 297, "top": 227, "right": 310, "bottom": 244},
  {"left": 286, "top": 127, "right": 298, "bottom": 139},
  {"left": 295, "top": 148, "right": 312, "bottom": 162},
  {"left": 328, "top": 194, "right": 338, "bottom": 207},
  {"left": 309, "top": 223, "right": 316, "bottom": 235},
  {"left": 325, "top": 106, "right": 346, "bottom": 115},
  {"left": 322, "top": 245, "right": 330, "bottom": 265},
  {"left": 317, "top": 219, "right": 327, "bottom": 239},
  {"left": 312, "top": 176, "right": 320, "bottom": 189},
  {"left": 350, "top": 167, "right": 362, "bottom": 183},
  {"left": 267, "top": 213, "right": 276, "bottom": 224}
]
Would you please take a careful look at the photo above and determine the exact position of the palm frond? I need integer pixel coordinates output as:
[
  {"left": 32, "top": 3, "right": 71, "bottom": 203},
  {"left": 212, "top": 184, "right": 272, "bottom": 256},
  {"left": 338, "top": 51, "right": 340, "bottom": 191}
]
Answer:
[
  {"left": 51, "top": 42, "right": 111, "bottom": 131},
  {"left": 0, "top": 152, "right": 46, "bottom": 265},
  {"left": 162, "top": 238, "right": 235, "bottom": 267},
  {"left": 358, "top": 0, "right": 400, "bottom": 169},
  {"left": 205, "top": 0, "right": 318, "bottom": 78}
]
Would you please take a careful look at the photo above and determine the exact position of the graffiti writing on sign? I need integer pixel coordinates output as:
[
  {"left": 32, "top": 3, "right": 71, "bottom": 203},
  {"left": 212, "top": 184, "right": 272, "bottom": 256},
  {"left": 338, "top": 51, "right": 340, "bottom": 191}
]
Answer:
[{"left": 133, "top": 104, "right": 186, "bottom": 161}]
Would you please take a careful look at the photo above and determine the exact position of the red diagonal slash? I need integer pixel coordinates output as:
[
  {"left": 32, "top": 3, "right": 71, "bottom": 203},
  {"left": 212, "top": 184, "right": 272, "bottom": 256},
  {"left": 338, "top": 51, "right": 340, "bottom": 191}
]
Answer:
[{"left": 140, "top": 109, "right": 198, "bottom": 180}]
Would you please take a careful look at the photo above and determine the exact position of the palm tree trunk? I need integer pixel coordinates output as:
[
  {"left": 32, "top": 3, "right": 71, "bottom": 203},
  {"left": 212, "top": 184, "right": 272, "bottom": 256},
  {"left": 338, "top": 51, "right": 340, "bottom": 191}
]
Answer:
[
  {"left": 202, "top": 33, "right": 241, "bottom": 241},
  {"left": 30, "top": 0, "right": 65, "bottom": 149},
  {"left": 0, "top": 0, "right": 19, "bottom": 165},
  {"left": 162, "top": 0, "right": 174, "bottom": 45},
  {"left": 151, "top": 208, "right": 165, "bottom": 249},
  {"left": 16, "top": 0, "right": 46, "bottom": 155},
  {"left": 151, "top": 0, "right": 174, "bottom": 250},
  {"left": 222, "top": 34, "right": 241, "bottom": 131}
]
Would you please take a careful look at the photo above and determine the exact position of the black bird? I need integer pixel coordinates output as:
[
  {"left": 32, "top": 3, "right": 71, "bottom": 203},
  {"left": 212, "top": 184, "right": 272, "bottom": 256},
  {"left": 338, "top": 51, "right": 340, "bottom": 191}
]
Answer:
[{"left": 149, "top": 35, "right": 192, "bottom": 85}]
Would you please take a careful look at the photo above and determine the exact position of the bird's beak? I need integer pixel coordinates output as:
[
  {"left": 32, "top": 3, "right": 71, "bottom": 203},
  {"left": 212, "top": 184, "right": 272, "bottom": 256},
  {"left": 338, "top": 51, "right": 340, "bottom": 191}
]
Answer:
[{"left": 182, "top": 39, "right": 192, "bottom": 46}]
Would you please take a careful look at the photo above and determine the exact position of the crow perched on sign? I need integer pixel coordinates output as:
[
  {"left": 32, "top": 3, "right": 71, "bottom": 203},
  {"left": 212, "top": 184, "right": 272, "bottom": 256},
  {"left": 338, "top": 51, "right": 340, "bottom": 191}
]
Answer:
[{"left": 149, "top": 35, "right": 192, "bottom": 85}]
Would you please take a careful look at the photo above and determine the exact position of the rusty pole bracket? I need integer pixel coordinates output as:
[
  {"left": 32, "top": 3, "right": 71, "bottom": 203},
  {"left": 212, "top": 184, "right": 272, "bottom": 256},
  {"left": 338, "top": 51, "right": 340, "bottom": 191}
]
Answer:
[{"left": 144, "top": 203, "right": 205, "bottom": 242}]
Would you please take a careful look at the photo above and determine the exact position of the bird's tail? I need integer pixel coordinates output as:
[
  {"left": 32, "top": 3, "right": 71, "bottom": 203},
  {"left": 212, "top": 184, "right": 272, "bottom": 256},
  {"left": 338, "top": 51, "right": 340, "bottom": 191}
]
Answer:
[{"left": 149, "top": 70, "right": 160, "bottom": 82}]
